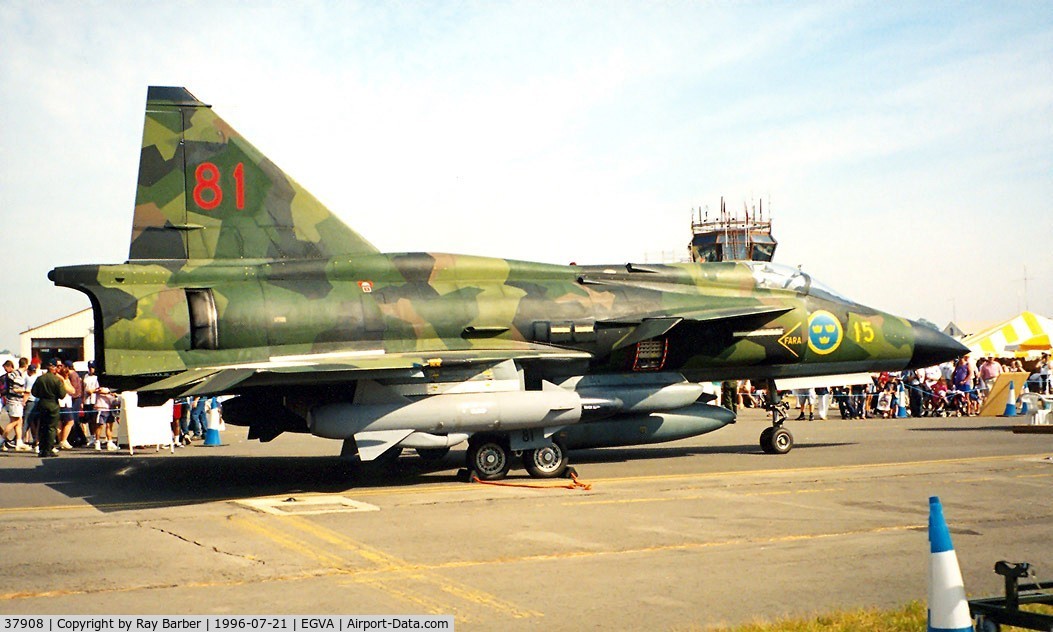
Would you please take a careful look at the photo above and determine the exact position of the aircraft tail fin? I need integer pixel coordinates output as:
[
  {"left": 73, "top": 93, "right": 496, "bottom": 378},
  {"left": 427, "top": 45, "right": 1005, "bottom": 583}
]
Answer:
[{"left": 130, "top": 86, "right": 378, "bottom": 261}]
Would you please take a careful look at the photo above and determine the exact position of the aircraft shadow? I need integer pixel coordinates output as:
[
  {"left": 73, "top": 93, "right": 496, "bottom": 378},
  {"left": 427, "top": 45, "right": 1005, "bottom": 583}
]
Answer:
[
  {"left": 1, "top": 441, "right": 855, "bottom": 512},
  {"left": 0, "top": 454, "right": 465, "bottom": 513}
]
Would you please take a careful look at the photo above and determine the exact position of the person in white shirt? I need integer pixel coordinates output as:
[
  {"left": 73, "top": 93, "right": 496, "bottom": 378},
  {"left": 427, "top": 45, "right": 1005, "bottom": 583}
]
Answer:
[
  {"left": 93, "top": 388, "right": 119, "bottom": 451},
  {"left": 876, "top": 386, "right": 893, "bottom": 418},
  {"left": 82, "top": 362, "right": 100, "bottom": 448}
]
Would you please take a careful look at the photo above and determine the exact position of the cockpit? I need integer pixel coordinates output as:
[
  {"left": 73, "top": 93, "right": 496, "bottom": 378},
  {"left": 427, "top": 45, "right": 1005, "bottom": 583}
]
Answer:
[{"left": 743, "top": 262, "right": 858, "bottom": 305}]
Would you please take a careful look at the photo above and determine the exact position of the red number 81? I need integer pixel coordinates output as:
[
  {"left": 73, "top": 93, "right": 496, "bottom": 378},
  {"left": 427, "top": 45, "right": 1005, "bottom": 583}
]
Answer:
[{"left": 192, "top": 162, "right": 245, "bottom": 211}]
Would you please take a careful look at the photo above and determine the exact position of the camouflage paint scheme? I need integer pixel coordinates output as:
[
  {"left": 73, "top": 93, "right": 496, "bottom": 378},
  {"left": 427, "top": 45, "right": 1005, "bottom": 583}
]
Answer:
[{"left": 49, "top": 87, "right": 965, "bottom": 466}]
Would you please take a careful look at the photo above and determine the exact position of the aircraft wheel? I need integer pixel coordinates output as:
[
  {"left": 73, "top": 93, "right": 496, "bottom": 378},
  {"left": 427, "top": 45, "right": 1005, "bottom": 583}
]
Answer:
[
  {"left": 769, "top": 427, "right": 793, "bottom": 454},
  {"left": 523, "top": 441, "right": 568, "bottom": 479},
  {"left": 759, "top": 427, "right": 775, "bottom": 453},
  {"left": 416, "top": 447, "right": 451, "bottom": 462},
  {"left": 467, "top": 438, "right": 511, "bottom": 481}
]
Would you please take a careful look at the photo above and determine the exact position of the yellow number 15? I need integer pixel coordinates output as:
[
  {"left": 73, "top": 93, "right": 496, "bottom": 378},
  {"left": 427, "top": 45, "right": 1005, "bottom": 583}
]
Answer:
[{"left": 853, "top": 321, "right": 875, "bottom": 343}]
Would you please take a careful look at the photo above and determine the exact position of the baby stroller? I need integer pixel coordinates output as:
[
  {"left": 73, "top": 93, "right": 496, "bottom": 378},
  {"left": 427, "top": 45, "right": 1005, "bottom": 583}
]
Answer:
[
  {"left": 926, "top": 390, "right": 949, "bottom": 417},
  {"left": 944, "top": 389, "right": 969, "bottom": 416}
]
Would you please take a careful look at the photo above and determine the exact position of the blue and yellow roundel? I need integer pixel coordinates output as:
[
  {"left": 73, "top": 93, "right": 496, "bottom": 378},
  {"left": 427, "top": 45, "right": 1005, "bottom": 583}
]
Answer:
[{"left": 807, "top": 310, "right": 843, "bottom": 355}]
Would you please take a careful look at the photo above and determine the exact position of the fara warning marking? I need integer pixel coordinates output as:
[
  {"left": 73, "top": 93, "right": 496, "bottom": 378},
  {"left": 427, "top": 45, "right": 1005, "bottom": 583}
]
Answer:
[{"left": 777, "top": 323, "right": 803, "bottom": 358}]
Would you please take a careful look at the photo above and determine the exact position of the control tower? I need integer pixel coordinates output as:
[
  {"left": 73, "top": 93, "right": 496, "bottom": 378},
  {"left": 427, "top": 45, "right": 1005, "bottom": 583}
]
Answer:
[{"left": 688, "top": 197, "right": 777, "bottom": 263}]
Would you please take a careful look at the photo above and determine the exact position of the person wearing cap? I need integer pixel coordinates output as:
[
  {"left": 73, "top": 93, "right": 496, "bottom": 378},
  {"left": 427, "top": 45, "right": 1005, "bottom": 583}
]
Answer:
[{"left": 31, "top": 359, "right": 74, "bottom": 457}]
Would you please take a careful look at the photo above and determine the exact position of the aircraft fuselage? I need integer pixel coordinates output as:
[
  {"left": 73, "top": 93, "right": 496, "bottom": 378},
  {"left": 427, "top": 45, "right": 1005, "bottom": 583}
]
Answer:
[{"left": 53, "top": 253, "right": 928, "bottom": 391}]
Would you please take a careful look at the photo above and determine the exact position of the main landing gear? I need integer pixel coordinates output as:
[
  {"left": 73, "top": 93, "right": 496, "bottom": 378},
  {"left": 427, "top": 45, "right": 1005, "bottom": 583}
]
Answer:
[
  {"left": 760, "top": 379, "right": 794, "bottom": 454},
  {"left": 465, "top": 433, "right": 570, "bottom": 481}
]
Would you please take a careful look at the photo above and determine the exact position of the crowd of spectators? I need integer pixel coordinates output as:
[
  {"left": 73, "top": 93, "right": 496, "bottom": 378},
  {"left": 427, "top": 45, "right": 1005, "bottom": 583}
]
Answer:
[
  {"left": 5, "top": 350, "right": 1052, "bottom": 454},
  {"left": 1, "top": 357, "right": 124, "bottom": 453},
  {"left": 735, "top": 352, "right": 1052, "bottom": 420},
  {"left": 2, "top": 355, "right": 224, "bottom": 455}
]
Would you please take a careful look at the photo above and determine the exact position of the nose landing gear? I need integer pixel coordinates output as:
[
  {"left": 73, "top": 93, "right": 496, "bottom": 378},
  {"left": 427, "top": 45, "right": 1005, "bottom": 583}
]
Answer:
[{"left": 760, "top": 379, "right": 794, "bottom": 454}]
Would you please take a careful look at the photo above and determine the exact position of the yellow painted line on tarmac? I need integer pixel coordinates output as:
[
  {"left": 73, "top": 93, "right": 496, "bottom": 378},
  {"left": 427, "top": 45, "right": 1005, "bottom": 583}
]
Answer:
[
  {"left": 563, "top": 496, "right": 681, "bottom": 507},
  {"left": 0, "top": 499, "right": 210, "bottom": 515},
  {"left": 0, "top": 521, "right": 926, "bottom": 603},
  {"left": 230, "top": 512, "right": 539, "bottom": 620},
  {"left": 227, "top": 514, "right": 351, "bottom": 569},
  {"left": 230, "top": 513, "right": 469, "bottom": 619},
  {"left": 281, "top": 514, "right": 540, "bottom": 620},
  {"left": 0, "top": 486, "right": 483, "bottom": 515},
  {"left": 563, "top": 486, "right": 842, "bottom": 506},
  {"left": 346, "top": 576, "right": 460, "bottom": 618},
  {"left": 583, "top": 453, "right": 1053, "bottom": 486},
  {"left": 281, "top": 514, "right": 404, "bottom": 571},
  {"left": 363, "top": 523, "right": 927, "bottom": 573},
  {"left": 744, "top": 486, "right": 844, "bottom": 497},
  {"left": 0, "top": 569, "right": 340, "bottom": 602}
]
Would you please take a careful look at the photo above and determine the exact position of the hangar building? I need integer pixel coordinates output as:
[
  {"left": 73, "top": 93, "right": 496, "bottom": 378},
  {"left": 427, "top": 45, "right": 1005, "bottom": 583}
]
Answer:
[{"left": 19, "top": 308, "right": 94, "bottom": 367}]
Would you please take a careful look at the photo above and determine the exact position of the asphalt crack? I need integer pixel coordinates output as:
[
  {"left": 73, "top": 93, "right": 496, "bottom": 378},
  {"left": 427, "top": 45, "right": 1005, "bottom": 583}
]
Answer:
[{"left": 140, "top": 521, "right": 264, "bottom": 564}]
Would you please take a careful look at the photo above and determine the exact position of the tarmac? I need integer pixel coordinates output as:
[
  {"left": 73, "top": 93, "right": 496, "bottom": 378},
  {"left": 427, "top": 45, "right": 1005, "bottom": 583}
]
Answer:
[{"left": 0, "top": 408, "right": 1051, "bottom": 630}]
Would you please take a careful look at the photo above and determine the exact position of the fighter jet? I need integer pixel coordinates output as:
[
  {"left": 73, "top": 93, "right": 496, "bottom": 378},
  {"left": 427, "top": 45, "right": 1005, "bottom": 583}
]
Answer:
[{"left": 50, "top": 87, "right": 967, "bottom": 479}]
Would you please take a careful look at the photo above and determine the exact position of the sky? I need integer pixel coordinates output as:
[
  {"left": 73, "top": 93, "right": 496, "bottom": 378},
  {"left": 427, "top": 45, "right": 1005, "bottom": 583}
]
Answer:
[{"left": 1, "top": 1, "right": 1051, "bottom": 353}]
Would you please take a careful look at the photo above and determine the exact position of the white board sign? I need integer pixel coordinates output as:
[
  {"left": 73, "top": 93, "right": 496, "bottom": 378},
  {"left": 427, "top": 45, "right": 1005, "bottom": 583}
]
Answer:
[{"left": 116, "top": 391, "right": 175, "bottom": 454}]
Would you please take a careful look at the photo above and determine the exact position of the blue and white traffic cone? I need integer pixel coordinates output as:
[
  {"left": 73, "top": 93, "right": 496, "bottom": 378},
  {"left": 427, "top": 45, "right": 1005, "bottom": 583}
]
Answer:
[
  {"left": 896, "top": 383, "right": 909, "bottom": 418},
  {"left": 1002, "top": 380, "right": 1017, "bottom": 417},
  {"left": 203, "top": 409, "right": 222, "bottom": 446},
  {"left": 1019, "top": 383, "right": 1029, "bottom": 415},
  {"left": 928, "top": 496, "right": 973, "bottom": 632}
]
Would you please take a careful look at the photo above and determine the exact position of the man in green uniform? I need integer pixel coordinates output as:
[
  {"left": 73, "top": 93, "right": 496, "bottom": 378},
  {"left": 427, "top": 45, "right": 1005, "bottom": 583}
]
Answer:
[{"left": 31, "top": 359, "right": 73, "bottom": 458}]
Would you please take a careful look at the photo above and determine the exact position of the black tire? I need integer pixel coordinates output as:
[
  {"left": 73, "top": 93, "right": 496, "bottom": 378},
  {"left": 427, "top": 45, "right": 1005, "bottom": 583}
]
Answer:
[
  {"left": 523, "top": 442, "right": 568, "bottom": 479},
  {"left": 759, "top": 427, "right": 775, "bottom": 453},
  {"left": 416, "top": 446, "right": 451, "bottom": 462},
  {"left": 769, "top": 427, "right": 793, "bottom": 454},
  {"left": 467, "top": 438, "right": 511, "bottom": 481}
]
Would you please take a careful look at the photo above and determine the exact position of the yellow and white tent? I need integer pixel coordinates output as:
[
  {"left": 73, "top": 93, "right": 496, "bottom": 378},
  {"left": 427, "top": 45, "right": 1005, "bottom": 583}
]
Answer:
[{"left": 962, "top": 311, "right": 1053, "bottom": 357}]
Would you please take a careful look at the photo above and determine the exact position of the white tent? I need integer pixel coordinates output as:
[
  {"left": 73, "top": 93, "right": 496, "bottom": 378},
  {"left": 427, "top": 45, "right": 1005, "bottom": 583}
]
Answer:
[{"left": 962, "top": 311, "right": 1053, "bottom": 357}]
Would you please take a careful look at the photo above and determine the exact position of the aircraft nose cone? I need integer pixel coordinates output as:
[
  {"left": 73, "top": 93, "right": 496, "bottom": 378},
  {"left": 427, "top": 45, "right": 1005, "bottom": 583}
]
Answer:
[{"left": 909, "top": 321, "right": 969, "bottom": 368}]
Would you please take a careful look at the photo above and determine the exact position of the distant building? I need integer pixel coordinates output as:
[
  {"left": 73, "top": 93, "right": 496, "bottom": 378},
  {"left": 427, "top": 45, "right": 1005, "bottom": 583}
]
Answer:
[{"left": 19, "top": 308, "right": 94, "bottom": 367}]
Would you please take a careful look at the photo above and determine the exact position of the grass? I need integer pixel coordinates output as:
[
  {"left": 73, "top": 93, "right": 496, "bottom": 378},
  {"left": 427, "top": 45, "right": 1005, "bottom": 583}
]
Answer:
[{"left": 698, "top": 600, "right": 1053, "bottom": 631}]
